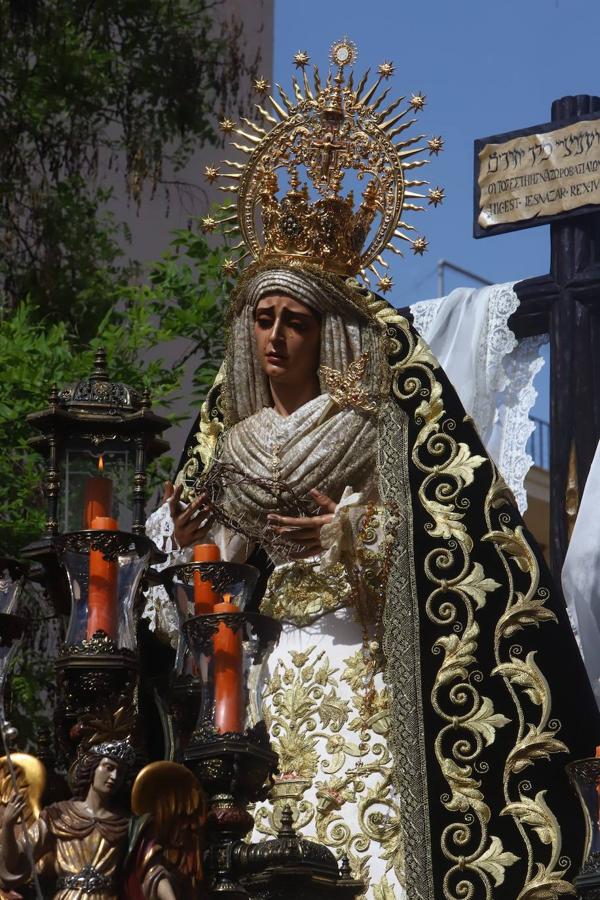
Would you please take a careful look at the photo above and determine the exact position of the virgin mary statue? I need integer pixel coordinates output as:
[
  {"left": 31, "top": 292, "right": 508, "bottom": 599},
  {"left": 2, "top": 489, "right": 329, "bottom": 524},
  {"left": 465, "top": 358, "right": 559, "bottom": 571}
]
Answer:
[{"left": 145, "top": 40, "right": 600, "bottom": 900}]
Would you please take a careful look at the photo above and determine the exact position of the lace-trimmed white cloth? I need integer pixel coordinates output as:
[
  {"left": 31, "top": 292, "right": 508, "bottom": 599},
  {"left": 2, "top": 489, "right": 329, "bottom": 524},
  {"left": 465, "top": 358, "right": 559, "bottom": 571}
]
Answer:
[
  {"left": 144, "top": 501, "right": 189, "bottom": 643},
  {"left": 411, "top": 282, "right": 546, "bottom": 513}
]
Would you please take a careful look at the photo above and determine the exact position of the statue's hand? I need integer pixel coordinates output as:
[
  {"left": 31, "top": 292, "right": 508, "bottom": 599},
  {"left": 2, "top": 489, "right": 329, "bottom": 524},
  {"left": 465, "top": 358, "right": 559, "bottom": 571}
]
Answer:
[
  {"left": 267, "top": 488, "right": 337, "bottom": 558},
  {"left": 164, "top": 481, "right": 213, "bottom": 550},
  {"left": 3, "top": 792, "right": 26, "bottom": 827}
]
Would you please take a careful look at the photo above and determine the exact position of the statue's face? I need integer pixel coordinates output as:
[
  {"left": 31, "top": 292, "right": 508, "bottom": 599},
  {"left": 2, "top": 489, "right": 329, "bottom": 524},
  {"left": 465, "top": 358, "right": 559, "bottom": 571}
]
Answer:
[
  {"left": 253, "top": 293, "right": 321, "bottom": 388},
  {"left": 92, "top": 756, "right": 124, "bottom": 799}
]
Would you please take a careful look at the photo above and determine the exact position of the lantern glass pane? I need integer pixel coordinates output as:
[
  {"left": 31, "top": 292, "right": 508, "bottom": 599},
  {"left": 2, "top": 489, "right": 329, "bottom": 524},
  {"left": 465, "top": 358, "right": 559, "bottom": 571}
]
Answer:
[
  {"left": 161, "top": 562, "right": 271, "bottom": 738},
  {"left": 577, "top": 777, "right": 600, "bottom": 854},
  {"left": 62, "top": 448, "right": 132, "bottom": 532},
  {"left": 61, "top": 543, "right": 150, "bottom": 650}
]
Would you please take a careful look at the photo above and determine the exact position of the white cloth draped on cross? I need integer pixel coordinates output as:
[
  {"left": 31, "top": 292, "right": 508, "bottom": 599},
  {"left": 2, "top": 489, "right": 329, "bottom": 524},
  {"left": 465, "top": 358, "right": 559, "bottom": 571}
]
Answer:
[{"left": 411, "top": 281, "right": 546, "bottom": 513}]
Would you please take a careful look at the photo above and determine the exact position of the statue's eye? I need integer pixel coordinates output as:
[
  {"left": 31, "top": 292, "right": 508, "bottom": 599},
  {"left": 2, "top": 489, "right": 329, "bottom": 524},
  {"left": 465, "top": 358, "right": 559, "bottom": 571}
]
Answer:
[
  {"left": 255, "top": 314, "right": 273, "bottom": 328},
  {"left": 289, "top": 319, "right": 307, "bottom": 331}
]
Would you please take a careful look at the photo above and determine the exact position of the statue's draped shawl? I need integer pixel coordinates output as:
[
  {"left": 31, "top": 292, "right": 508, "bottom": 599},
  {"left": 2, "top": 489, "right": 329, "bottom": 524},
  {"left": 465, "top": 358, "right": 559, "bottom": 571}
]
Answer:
[{"left": 176, "top": 267, "right": 599, "bottom": 900}]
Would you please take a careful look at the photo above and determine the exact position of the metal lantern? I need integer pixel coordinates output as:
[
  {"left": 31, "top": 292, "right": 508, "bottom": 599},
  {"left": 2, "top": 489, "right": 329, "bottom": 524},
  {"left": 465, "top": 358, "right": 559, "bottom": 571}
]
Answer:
[
  {"left": 22, "top": 346, "right": 170, "bottom": 758},
  {"left": 26, "top": 347, "right": 170, "bottom": 548},
  {"left": 161, "top": 559, "right": 283, "bottom": 898}
]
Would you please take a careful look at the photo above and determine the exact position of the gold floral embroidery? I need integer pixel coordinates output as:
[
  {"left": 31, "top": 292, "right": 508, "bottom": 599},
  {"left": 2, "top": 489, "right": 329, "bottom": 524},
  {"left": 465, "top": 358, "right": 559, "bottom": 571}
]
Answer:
[
  {"left": 376, "top": 308, "right": 577, "bottom": 899},
  {"left": 484, "top": 474, "right": 573, "bottom": 898},
  {"left": 253, "top": 644, "right": 404, "bottom": 896},
  {"left": 261, "top": 560, "right": 352, "bottom": 626},
  {"left": 178, "top": 364, "right": 226, "bottom": 499},
  {"left": 261, "top": 504, "right": 389, "bottom": 630},
  {"left": 320, "top": 352, "right": 378, "bottom": 414},
  {"left": 387, "top": 320, "right": 508, "bottom": 895}
]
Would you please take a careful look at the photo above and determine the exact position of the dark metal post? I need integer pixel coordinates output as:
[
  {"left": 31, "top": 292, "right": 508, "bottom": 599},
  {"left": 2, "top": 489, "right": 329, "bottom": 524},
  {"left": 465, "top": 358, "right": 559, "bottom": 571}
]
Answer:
[
  {"left": 548, "top": 95, "right": 600, "bottom": 577},
  {"left": 45, "top": 435, "right": 60, "bottom": 537},
  {"left": 132, "top": 436, "right": 147, "bottom": 535}
]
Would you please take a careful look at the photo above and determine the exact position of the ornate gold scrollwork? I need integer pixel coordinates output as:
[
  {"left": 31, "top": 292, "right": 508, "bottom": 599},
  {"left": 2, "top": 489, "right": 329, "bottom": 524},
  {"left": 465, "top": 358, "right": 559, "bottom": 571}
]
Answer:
[{"left": 385, "top": 309, "right": 573, "bottom": 899}]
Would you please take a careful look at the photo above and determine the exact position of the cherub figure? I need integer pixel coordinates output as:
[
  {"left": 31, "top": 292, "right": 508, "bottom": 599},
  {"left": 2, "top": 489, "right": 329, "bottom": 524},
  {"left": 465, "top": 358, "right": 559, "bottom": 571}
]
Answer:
[{"left": 0, "top": 741, "right": 179, "bottom": 900}]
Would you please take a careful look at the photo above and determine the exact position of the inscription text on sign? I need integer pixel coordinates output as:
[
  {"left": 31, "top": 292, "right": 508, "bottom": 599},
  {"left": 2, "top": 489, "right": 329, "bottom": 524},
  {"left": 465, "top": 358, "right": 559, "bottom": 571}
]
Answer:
[{"left": 474, "top": 113, "right": 600, "bottom": 237}]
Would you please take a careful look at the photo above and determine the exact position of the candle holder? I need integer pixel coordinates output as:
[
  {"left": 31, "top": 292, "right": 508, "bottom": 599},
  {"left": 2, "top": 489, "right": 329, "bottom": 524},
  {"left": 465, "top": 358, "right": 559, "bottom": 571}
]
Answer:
[
  {"left": 234, "top": 806, "right": 365, "bottom": 899},
  {"left": 25, "top": 347, "right": 170, "bottom": 556},
  {"left": 0, "top": 558, "right": 27, "bottom": 721},
  {"left": 162, "top": 561, "right": 269, "bottom": 740},
  {"left": 567, "top": 757, "right": 600, "bottom": 898},
  {"left": 53, "top": 529, "right": 159, "bottom": 758},
  {"left": 161, "top": 560, "right": 281, "bottom": 897}
]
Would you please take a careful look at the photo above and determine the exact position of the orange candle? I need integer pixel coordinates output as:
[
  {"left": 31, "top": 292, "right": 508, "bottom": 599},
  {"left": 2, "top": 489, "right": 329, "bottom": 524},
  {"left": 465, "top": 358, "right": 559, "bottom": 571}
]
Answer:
[
  {"left": 213, "top": 595, "right": 243, "bottom": 734},
  {"left": 87, "top": 515, "right": 118, "bottom": 640},
  {"left": 193, "top": 543, "right": 221, "bottom": 614},
  {"left": 83, "top": 457, "right": 113, "bottom": 528}
]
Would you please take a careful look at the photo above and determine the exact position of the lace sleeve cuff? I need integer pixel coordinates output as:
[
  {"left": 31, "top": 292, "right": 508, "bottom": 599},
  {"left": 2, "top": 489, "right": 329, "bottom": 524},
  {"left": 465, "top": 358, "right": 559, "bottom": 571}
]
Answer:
[{"left": 319, "top": 486, "right": 364, "bottom": 567}]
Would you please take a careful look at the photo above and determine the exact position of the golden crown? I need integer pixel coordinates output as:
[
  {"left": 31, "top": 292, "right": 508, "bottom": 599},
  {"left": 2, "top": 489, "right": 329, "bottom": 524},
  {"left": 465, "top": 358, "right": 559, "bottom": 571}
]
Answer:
[{"left": 202, "top": 38, "right": 444, "bottom": 293}]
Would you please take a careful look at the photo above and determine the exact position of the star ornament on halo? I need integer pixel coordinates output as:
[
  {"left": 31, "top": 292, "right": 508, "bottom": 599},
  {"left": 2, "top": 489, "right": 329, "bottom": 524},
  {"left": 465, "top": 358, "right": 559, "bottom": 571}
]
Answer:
[
  {"left": 376, "top": 275, "right": 394, "bottom": 293},
  {"left": 219, "top": 118, "right": 236, "bottom": 134},
  {"left": 428, "top": 136, "right": 444, "bottom": 156},
  {"left": 254, "top": 77, "right": 270, "bottom": 95},
  {"left": 201, "top": 216, "right": 218, "bottom": 233},
  {"left": 222, "top": 258, "right": 238, "bottom": 276},
  {"left": 427, "top": 187, "right": 445, "bottom": 207},
  {"left": 203, "top": 166, "right": 220, "bottom": 184},
  {"left": 412, "top": 236, "right": 429, "bottom": 255},
  {"left": 293, "top": 50, "right": 310, "bottom": 69},
  {"left": 377, "top": 61, "right": 395, "bottom": 79},
  {"left": 409, "top": 93, "right": 427, "bottom": 111}
]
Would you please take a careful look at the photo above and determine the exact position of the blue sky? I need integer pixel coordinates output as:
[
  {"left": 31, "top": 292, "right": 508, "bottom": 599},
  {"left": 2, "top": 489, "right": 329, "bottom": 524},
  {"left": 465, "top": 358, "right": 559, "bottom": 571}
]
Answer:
[{"left": 273, "top": 0, "right": 600, "bottom": 420}]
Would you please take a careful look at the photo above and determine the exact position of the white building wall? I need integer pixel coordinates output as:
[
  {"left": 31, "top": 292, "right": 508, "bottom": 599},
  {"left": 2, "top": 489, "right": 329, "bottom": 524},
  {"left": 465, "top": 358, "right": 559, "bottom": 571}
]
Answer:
[{"left": 107, "top": 1, "right": 274, "bottom": 471}]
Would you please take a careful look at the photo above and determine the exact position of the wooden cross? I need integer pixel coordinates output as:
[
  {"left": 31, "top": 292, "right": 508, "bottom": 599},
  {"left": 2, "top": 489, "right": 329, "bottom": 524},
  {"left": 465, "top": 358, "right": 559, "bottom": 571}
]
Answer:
[
  {"left": 398, "top": 95, "right": 600, "bottom": 583},
  {"left": 511, "top": 95, "right": 600, "bottom": 582}
]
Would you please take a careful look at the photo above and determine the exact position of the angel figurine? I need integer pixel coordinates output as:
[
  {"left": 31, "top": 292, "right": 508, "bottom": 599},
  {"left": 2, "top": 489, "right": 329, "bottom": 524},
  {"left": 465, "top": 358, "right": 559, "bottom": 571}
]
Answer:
[{"left": 0, "top": 741, "right": 204, "bottom": 899}]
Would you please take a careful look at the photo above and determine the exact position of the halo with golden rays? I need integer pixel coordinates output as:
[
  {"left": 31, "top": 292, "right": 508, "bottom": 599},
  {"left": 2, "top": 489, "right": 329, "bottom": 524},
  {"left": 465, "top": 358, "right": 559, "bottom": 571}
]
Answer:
[{"left": 204, "top": 39, "right": 444, "bottom": 293}]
